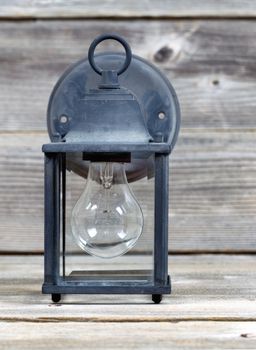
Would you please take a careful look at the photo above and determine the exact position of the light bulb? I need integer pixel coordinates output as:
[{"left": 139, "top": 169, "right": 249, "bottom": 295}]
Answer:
[{"left": 71, "top": 162, "right": 144, "bottom": 258}]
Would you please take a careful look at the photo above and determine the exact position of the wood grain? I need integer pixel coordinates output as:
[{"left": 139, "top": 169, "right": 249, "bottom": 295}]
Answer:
[
  {"left": 0, "top": 20, "right": 256, "bottom": 130},
  {"left": 0, "top": 254, "right": 255, "bottom": 349},
  {"left": 0, "top": 0, "right": 256, "bottom": 19},
  {"left": 0, "top": 4, "right": 255, "bottom": 349},
  {"left": 0, "top": 130, "right": 255, "bottom": 253},
  {"left": 0, "top": 254, "right": 255, "bottom": 320},
  {"left": 0, "top": 321, "right": 256, "bottom": 350}
]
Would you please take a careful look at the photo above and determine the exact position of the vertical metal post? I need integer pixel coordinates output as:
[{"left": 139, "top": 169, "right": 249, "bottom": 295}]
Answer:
[
  {"left": 61, "top": 153, "right": 66, "bottom": 278},
  {"left": 44, "top": 152, "right": 60, "bottom": 285},
  {"left": 154, "top": 153, "right": 169, "bottom": 285}
]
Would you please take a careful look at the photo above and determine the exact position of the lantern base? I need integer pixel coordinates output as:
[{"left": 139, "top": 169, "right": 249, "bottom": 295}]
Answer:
[{"left": 42, "top": 275, "right": 171, "bottom": 296}]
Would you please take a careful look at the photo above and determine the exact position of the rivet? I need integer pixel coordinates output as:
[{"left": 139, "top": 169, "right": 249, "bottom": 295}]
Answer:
[
  {"left": 60, "top": 115, "right": 68, "bottom": 124},
  {"left": 158, "top": 112, "right": 165, "bottom": 120}
]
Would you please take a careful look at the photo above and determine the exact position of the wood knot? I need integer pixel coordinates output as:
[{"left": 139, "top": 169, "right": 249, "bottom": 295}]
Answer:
[
  {"left": 154, "top": 46, "right": 173, "bottom": 63},
  {"left": 212, "top": 79, "right": 219, "bottom": 86}
]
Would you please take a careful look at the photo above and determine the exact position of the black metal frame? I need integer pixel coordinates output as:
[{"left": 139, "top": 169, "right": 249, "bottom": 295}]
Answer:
[
  {"left": 42, "top": 147, "right": 171, "bottom": 297},
  {"left": 42, "top": 34, "right": 180, "bottom": 303}
]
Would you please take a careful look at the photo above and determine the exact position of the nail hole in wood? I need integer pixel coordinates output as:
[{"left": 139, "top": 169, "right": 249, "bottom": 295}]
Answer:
[{"left": 212, "top": 79, "right": 219, "bottom": 86}]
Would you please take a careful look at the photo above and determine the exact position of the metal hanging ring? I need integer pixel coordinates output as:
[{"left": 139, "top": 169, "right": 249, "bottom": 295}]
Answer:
[{"left": 88, "top": 34, "right": 132, "bottom": 76}]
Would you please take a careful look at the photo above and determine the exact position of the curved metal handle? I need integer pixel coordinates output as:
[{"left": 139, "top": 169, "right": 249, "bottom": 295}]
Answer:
[{"left": 88, "top": 34, "right": 132, "bottom": 75}]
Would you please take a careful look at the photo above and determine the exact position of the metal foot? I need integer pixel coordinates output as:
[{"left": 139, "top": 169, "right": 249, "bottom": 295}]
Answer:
[
  {"left": 152, "top": 294, "right": 162, "bottom": 304},
  {"left": 51, "top": 293, "right": 61, "bottom": 303}
]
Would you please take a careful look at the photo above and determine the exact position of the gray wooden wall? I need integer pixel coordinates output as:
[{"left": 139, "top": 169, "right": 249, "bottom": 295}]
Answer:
[{"left": 0, "top": 1, "right": 256, "bottom": 253}]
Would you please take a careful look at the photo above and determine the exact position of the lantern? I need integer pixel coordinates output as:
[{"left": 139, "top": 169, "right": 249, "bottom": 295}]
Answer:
[{"left": 42, "top": 34, "right": 180, "bottom": 303}]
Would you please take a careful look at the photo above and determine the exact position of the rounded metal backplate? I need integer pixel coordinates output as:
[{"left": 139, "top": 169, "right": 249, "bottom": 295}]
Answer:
[
  {"left": 47, "top": 53, "right": 180, "bottom": 181},
  {"left": 48, "top": 52, "right": 180, "bottom": 146}
]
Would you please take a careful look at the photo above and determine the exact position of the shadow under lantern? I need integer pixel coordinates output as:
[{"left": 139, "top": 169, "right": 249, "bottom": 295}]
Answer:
[{"left": 42, "top": 34, "right": 180, "bottom": 304}]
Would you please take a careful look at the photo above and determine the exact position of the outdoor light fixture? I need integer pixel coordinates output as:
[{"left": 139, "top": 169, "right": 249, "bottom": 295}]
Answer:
[{"left": 42, "top": 34, "right": 180, "bottom": 303}]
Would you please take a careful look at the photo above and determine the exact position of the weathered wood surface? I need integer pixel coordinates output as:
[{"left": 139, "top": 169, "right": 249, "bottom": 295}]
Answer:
[
  {"left": 0, "top": 14, "right": 256, "bottom": 253},
  {"left": 0, "top": 254, "right": 255, "bottom": 349},
  {"left": 1, "top": 130, "right": 256, "bottom": 253},
  {"left": 0, "top": 20, "right": 256, "bottom": 130},
  {"left": 1, "top": 0, "right": 256, "bottom": 19},
  {"left": 0, "top": 255, "right": 255, "bottom": 319},
  {"left": 0, "top": 322, "right": 256, "bottom": 350}
]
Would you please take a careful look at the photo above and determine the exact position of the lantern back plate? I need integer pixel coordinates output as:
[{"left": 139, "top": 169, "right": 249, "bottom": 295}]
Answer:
[
  {"left": 47, "top": 53, "right": 180, "bottom": 146},
  {"left": 47, "top": 53, "right": 180, "bottom": 181}
]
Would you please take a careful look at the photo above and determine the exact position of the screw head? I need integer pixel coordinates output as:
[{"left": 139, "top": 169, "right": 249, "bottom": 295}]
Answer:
[
  {"left": 158, "top": 112, "right": 165, "bottom": 120},
  {"left": 59, "top": 115, "right": 68, "bottom": 124}
]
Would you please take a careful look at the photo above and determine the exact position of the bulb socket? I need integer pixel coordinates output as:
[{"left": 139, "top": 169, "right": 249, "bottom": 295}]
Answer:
[{"left": 83, "top": 152, "right": 131, "bottom": 163}]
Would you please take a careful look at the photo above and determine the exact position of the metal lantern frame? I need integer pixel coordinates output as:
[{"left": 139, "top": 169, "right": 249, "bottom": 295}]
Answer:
[{"left": 42, "top": 34, "right": 180, "bottom": 303}]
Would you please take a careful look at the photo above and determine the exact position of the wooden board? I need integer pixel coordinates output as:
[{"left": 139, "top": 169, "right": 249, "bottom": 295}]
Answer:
[
  {"left": 0, "top": 254, "right": 255, "bottom": 320},
  {"left": 0, "top": 0, "right": 256, "bottom": 19},
  {"left": 0, "top": 130, "right": 256, "bottom": 253},
  {"left": 0, "top": 254, "right": 255, "bottom": 349},
  {"left": 0, "top": 20, "right": 256, "bottom": 130},
  {"left": 0, "top": 321, "right": 256, "bottom": 350},
  {"left": 0, "top": 3, "right": 255, "bottom": 348}
]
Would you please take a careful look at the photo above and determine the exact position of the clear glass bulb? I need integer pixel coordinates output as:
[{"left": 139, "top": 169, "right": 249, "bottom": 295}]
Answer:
[{"left": 71, "top": 162, "right": 143, "bottom": 258}]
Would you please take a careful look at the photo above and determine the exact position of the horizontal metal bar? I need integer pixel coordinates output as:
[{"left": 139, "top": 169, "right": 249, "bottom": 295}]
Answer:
[
  {"left": 42, "top": 142, "right": 171, "bottom": 154},
  {"left": 42, "top": 280, "right": 171, "bottom": 295},
  {"left": 69, "top": 269, "right": 152, "bottom": 276}
]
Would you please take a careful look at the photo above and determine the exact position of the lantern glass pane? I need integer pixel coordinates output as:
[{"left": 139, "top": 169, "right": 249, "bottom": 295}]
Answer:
[{"left": 61, "top": 156, "right": 154, "bottom": 284}]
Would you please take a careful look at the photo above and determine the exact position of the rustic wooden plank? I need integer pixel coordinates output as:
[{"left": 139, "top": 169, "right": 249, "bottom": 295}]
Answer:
[
  {"left": 0, "top": 321, "right": 255, "bottom": 350},
  {"left": 0, "top": 20, "right": 256, "bottom": 130},
  {"left": 1, "top": 0, "right": 256, "bottom": 19},
  {"left": 0, "top": 255, "right": 255, "bottom": 321},
  {"left": 0, "top": 130, "right": 256, "bottom": 253}
]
